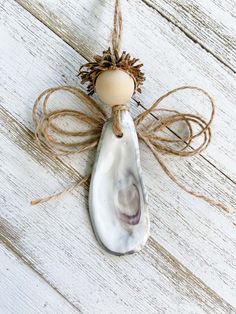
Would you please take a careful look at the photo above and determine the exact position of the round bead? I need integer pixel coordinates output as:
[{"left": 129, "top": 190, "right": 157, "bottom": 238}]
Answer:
[{"left": 95, "top": 69, "right": 135, "bottom": 106}]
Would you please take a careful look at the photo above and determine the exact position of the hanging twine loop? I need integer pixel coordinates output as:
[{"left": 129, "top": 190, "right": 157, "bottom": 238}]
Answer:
[
  {"left": 112, "top": 0, "right": 123, "bottom": 59},
  {"left": 111, "top": 0, "right": 129, "bottom": 137}
]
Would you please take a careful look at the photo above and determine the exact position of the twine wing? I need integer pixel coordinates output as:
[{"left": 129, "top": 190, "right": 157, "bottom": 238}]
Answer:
[
  {"left": 31, "top": 86, "right": 107, "bottom": 205},
  {"left": 33, "top": 86, "right": 107, "bottom": 156},
  {"left": 135, "top": 86, "right": 229, "bottom": 213}
]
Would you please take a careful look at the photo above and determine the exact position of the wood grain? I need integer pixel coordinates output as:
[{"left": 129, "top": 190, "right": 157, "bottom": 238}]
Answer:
[
  {"left": 0, "top": 242, "right": 78, "bottom": 313},
  {"left": 143, "top": 0, "right": 236, "bottom": 72},
  {"left": 0, "top": 0, "right": 236, "bottom": 312},
  {"left": 0, "top": 107, "right": 234, "bottom": 313}
]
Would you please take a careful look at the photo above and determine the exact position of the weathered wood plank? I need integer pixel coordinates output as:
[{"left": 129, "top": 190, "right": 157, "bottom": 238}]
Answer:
[
  {"left": 15, "top": 0, "right": 236, "bottom": 183},
  {"left": 0, "top": 242, "right": 78, "bottom": 313},
  {"left": 142, "top": 0, "right": 236, "bottom": 71},
  {"left": 0, "top": 0, "right": 236, "bottom": 311},
  {"left": 0, "top": 107, "right": 234, "bottom": 314}
]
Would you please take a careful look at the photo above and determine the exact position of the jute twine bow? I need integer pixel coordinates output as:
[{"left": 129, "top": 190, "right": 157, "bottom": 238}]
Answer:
[
  {"left": 31, "top": 85, "right": 229, "bottom": 213},
  {"left": 30, "top": 0, "right": 229, "bottom": 213}
]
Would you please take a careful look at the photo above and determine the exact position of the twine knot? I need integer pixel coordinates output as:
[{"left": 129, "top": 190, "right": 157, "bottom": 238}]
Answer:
[{"left": 112, "top": 104, "right": 129, "bottom": 137}]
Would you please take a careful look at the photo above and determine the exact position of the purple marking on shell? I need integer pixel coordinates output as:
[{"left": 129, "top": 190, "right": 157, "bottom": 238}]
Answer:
[
  {"left": 120, "top": 208, "right": 141, "bottom": 225},
  {"left": 115, "top": 177, "right": 141, "bottom": 225}
]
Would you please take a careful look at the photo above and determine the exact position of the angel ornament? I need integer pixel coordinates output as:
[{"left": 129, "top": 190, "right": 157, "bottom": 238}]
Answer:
[
  {"left": 79, "top": 47, "right": 150, "bottom": 255},
  {"left": 32, "top": 0, "right": 228, "bottom": 256}
]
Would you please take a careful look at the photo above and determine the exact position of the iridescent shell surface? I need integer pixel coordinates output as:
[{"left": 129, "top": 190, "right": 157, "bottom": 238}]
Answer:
[{"left": 89, "top": 111, "right": 150, "bottom": 255}]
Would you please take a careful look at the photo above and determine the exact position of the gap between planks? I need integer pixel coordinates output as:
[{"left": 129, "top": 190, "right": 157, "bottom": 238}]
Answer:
[
  {"left": 141, "top": 0, "right": 236, "bottom": 74},
  {"left": 1, "top": 0, "right": 234, "bottom": 310},
  {"left": 14, "top": 0, "right": 236, "bottom": 190},
  {"left": 0, "top": 232, "right": 82, "bottom": 313}
]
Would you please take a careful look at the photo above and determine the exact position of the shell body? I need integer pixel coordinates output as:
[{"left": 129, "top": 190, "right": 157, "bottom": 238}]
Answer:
[{"left": 89, "top": 111, "right": 150, "bottom": 255}]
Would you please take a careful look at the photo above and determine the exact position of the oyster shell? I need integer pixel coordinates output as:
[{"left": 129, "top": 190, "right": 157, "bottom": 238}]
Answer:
[{"left": 89, "top": 111, "right": 150, "bottom": 255}]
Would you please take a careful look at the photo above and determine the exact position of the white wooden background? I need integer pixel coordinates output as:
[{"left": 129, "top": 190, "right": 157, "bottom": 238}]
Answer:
[{"left": 0, "top": 0, "right": 236, "bottom": 313}]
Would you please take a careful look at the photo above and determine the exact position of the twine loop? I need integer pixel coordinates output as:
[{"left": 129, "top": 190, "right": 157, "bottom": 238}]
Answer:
[
  {"left": 32, "top": 86, "right": 107, "bottom": 156},
  {"left": 112, "top": 0, "right": 123, "bottom": 59},
  {"left": 135, "top": 86, "right": 214, "bottom": 157}
]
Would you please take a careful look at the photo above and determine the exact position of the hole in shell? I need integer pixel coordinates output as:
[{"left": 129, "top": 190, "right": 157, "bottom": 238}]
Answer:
[{"left": 116, "top": 133, "right": 123, "bottom": 138}]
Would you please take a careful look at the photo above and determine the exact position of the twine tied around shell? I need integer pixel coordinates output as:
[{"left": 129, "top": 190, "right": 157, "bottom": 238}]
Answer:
[{"left": 31, "top": 0, "right": 230, "bottom": 213}]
